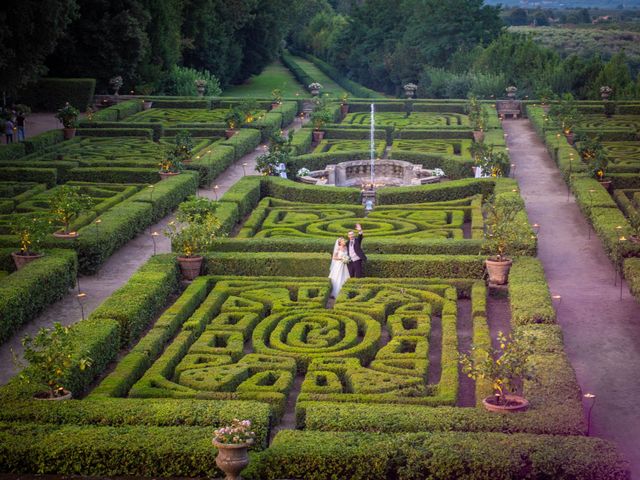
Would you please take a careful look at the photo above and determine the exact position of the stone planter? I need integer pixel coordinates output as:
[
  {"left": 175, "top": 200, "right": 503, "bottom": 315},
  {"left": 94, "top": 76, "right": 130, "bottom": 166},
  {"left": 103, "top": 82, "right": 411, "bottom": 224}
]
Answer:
[
  {"left": 53, "top": 230, "right": 79, "bottom": 239},
  {"left": 404, "top": 91, "right": 415, "bottom": 99},
  {"left": 485, "top": 258, "right": 513, "bottom": 285},
  {"left": 196, "top": 85, "right": 206, "bottom": 96},
  {"left": 542, "top": 104, "right": 551, "bottom": 114},
  {"left": 482, "top": 394, "right": 529, "bottom": 413},
  {"left": 63, "top": 128, "right": 76, "bottom": 140},
  {"left": 225, "top": 129, "right": 237, "bottom": 139},
  {"left": 472, "top": 130, "right": 485, "bottom": 143},
  {"left": 34, "top": 389, "right": 72, "bottom": 401},
  {"left": 312, "top": 130, "right": 325, "bottom": 143},
  {"left": 178, "top": 255, "right": 203, "bottom": 280},
  {"left": 310, "top": 88, "right": 320, "bottom": 96},
  {"left": 11, "top": 251, "right": 44, "bottom": 270},
  {"left": 142, "top": 101, "right": 153, "bottom": 110},
  {"left": 159, "top": 171, "right": 180, "bottom": 180},
  {"left": 213, "top": 440, "right": 251, "bottom": 480}
]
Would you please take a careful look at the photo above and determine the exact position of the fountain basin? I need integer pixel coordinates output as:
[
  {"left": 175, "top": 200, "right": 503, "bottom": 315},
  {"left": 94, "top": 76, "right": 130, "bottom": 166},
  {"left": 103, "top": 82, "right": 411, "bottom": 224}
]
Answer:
[{"left": 299, "top": 159, "right": 443, "bottom": 187}]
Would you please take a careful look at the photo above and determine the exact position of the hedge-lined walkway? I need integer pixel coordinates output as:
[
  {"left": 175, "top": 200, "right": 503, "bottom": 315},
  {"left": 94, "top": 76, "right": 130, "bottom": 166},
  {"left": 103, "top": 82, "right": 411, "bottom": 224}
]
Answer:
[
  {"left": 0, "top": 116, "right": 306, "bottom": 385},
  {"left": 505, "top": 118, "right": 640, "bottom": 477}
]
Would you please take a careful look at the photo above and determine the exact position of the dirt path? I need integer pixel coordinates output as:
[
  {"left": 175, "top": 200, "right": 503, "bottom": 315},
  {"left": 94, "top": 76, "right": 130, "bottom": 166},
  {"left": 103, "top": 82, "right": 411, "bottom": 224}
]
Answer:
[
  {"left": 0, "top": 117, "right": 307, "bottom": 385},
  {"left": 504, "top": 118, "right": 640, "bottom": 478}
]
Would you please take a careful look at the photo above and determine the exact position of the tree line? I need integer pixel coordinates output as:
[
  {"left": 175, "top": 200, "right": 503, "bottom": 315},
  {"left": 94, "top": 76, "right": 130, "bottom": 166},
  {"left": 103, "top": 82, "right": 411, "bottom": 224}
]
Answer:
[
  {"left": 0, "top": 0, "right": 291, "bottom": 97},
  {"left": 290, "top": 0, "right": 640, "bottom": 100}
]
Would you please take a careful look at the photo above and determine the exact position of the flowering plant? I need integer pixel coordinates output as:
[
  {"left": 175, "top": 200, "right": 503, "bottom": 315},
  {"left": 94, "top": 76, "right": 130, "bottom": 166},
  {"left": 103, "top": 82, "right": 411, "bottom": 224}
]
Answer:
[
  {"left": 55, "top": 103, "right": 80, "bottom": 129},
  {"left": 403, "top": 83, "right": 418, "bottom": 92},
  {"left": 433, "top": 168, "right": 446, "bottom": 177},
  {"left": 308, "top": 82, "right": 323, "bottom": 91},
  {"left": 340, "top": 254, "right": 351, "bottom": 264},
  {"left": 214, "top": 419, "right": 255, "bottom": 445},
  {"left": 297, "top": 167, "right": 311, "bottom": 177},
  {"left": 600, "top": 85, "right": 613, "bottom": 96}
]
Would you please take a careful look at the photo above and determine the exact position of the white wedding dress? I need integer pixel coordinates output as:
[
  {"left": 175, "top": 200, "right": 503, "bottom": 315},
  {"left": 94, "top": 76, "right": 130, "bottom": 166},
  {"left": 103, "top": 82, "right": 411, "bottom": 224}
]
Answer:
[{"left": 328, "top": 240, "right": 350, "bottom": 298}]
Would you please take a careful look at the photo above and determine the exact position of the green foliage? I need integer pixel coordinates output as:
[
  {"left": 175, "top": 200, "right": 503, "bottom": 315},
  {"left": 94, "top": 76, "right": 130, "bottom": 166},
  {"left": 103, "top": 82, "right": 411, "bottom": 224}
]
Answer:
[
  {"left": 163, "top": 66, "right": 222, "bottom": 97},
  {"left": 54, "top": 103, "right": 80, "bottom": 129},
  {"left": 19, "top": 78, "right": 96, "bottom": 112},
  {"left": 577, "top": 135, "right": 609, "bottom": 179},
  {"left": 624, "top": 258, "right": 640, "bottom": 304},
  {"left": 0, "top": 249, "right": 77, "bottom": 344},
  {"left": 165, "top": 212, "right": 221, "bottom": 258},
  {"left": 483, "top": 193, "right": 527, "bottom": 260},
  {"left": 550, "top": 93, "right": 582, "bottom": 135},
  {"left": 469, "top": 142, "right": 511, "bottom": 178},
  {"left": 49, "top": 185, "right": 95, "bottom": 234},
  {"left": 17, "top": 323, "right": 92, "bottom": 398},
  {"left": 9, "top": 215, "right": 51, "bottom": 255}
]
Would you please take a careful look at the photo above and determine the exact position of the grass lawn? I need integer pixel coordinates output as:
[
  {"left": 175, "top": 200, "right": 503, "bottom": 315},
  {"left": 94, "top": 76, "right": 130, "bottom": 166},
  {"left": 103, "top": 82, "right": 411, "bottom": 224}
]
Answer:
[
  {"left": 222, "top": 61, "right": 308, "bottom": 98},
  {"left": 289, "top": 56, "right": 349, "bottom": 98}
]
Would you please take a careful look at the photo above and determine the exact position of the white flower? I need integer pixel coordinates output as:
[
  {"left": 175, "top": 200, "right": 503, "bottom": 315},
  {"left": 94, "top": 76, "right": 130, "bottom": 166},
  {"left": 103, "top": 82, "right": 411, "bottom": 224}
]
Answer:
[{"left": 297, "top": 167, "right": 311, "bottom": 177}]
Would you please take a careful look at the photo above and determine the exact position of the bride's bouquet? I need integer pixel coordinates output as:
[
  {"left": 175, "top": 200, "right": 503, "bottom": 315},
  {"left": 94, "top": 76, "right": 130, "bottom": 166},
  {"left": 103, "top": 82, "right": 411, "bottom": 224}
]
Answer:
[{"left": 340, "top": 254, "right": 351, "bottom": 264}]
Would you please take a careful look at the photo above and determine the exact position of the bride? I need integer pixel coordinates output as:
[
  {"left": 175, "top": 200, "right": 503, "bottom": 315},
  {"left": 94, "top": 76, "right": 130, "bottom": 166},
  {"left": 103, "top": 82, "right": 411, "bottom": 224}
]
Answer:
[{"left": 328, "top": 237, "right": 350, "bottom": 298}]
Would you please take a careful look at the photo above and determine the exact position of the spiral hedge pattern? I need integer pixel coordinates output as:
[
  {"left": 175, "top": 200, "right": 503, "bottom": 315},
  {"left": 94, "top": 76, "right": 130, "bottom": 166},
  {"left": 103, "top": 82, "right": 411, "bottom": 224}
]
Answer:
[
  {"left": 343, "top": 112, "right": 469, "bottom": 128},
  {"left": 127, "top": 107, "right": 263, "bottom": 125},
  {"left": 579, "top": 115, "right": 640, "bottom": 131},
  {"left": 604, "top": 142, "right": 640, "bottom": 168},
  {"left": 393, "top": 139, "right": 473, "bottom": 158},
  {"left": 122, "top": 276, "right": 481, "bottom": 408},
  {"left": 238, "top": 196, "right": 481, "bottom": 240}
]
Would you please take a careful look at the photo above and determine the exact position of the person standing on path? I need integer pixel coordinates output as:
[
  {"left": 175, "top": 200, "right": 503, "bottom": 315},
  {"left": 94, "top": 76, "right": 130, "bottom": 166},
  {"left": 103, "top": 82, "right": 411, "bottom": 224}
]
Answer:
[
  {"left": 347, "top": 224, "right": 366, "bottom": 278},
  {"left": 15, "top": 112, "right": 25, "bottom": 141},
  {"left": 4, "top": 118, "right": 14, "bottom": 144}
]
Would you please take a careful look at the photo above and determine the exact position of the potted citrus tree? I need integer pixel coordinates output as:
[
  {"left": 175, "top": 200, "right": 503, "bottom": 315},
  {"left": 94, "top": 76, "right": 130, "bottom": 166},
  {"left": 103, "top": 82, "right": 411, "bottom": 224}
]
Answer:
[
  {"left": 15, "top": 322, "right": 92, "bottom": 400},
  {"left": 482, "top": 194, "right": 526, "bottom": 284},
  {"left": 460, "top": 330, "right": 535, "bottom": 412},
  {"left": 578, "top": 135, "right": 610, "bottom": 190},
  {"left": 49, "top": 186, "right": 94, "bottom": 238},
  {"left": 469, "top": 142, "right": 510, "bottom": 178},
  {"left": 550, "top": 93, "right": 581, "bottom": 145},
  {"left": 339, "top": 93, "right": 350, "bottom": 116},
  {"left": 159, "top": 148, "right": 184, "bottom": 180},
  {"left": 310, "top": 108, "right": 333, "bottom": 143},
  {"left": 212, "top": 418, "right": 255, "bottom": 480},
  {"left": 55, "top": 103, "right": 80, "bottom": 140},
  {"left": 271, "top": 88, "right": 283, "bottom": 110},
  {"left": 224, "top": 108, "right": 244, "bottom": 139},
  {"left": 467, "top": 95, "right": 489, "bottom": 142},
  {"left": 165, "top": 197, "right": 221, "bottom": 280},
  {"left": 9, "top": 215, "right": 51, "bottom": 269}
]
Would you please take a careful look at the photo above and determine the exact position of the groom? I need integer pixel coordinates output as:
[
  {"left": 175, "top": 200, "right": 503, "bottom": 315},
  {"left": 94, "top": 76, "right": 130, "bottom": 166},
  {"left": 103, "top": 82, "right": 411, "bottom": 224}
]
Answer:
[{"left": 347, "top": 224, "right": 366, "bottom": 278}]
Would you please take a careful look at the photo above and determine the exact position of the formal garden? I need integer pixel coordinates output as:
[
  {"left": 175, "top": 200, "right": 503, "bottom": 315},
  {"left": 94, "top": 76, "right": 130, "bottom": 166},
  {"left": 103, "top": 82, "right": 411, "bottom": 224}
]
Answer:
[{"left": 2, "top": 0, "right": 640, "bottom": 478}]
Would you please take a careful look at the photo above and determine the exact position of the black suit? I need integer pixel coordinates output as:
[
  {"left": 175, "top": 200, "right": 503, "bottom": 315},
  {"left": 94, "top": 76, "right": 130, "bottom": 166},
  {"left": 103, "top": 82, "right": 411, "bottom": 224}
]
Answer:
[{"left": 347, "top": 232, "right": 366, "bottom": 278}]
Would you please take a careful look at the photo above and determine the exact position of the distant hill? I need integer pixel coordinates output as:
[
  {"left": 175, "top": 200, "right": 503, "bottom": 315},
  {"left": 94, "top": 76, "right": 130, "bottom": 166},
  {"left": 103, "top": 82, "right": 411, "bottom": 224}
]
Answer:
[{"left": 484, "top": 0, "right": 640, "bottom": 7}]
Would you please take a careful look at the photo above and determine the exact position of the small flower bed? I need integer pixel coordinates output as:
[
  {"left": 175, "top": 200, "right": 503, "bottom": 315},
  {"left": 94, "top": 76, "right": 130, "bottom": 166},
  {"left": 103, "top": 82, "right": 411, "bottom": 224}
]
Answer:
[{"left": 214, "top": 419, "right": 255, "bottom": 445}]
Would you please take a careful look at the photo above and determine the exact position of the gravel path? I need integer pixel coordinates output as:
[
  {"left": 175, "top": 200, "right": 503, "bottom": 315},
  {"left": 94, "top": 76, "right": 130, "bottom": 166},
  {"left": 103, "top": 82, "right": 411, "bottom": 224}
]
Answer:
[{"left": 504, "top": 118, "right": 640, "bottom": 478}]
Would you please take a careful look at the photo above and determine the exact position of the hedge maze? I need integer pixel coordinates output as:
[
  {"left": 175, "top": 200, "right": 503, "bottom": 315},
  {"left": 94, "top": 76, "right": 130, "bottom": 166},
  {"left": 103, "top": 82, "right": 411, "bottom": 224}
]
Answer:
[
  {"left": 343, "top": 111, "right": 470, "bottom": 128},
  {"left": 237, "top": 196, "right": 482, "bottom": 240},
  {"left": 127, "top": 107, "right": 265, "bottom": 125}
]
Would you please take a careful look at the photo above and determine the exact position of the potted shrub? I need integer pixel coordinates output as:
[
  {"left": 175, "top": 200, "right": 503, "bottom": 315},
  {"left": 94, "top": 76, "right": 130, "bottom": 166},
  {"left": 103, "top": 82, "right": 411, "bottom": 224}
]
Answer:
[
  {"left": 271, "top": 88, "right": 283, "bottom": 109},
  {"left": 482, "top": 194, "right": 526, "bottom": 284},
  {"left": 308, "top": 82, "right": 323, "bottom": 96},
  {"left": 55, "top": 103, "right": 80, "bottom": 140},
  {"left": 49, "top": 186, "right": 94, "bottom": 238},
  {"left": 310, "top": 108, "right": 333, "bottom": 143},
  {"left": 578, "top": 135, "right": 611, "bottom": 190},
  {"left": 224, "top": 108, "right": 244, "bottom": 138},
  {"left": 165, "top": 197, "right": 221, "bottom": 280},
  {"left": 212, "top": 419, "right": 255, "bottom": 480},
  {"left": 469, "top": 142, "right": 510, "bottom": 178},
  {"left": 536, "top": 86, "right": 554, "bottom": 114},
  {"left": 467, "top": 95, "right": 489, "bottom": 142},
  {"left": 255, "top": 131, "right": 294, "bottom": 177},
  {"left": 15, "top": 323, "right": 92, "bottom": 400},
  {"left": 549, "top": 93, "right": 581, "bottom": 145},
  {"left": 172, "top": 130, "right": 195, "bottom": 164},
  {"left": 138, "top": 84, "right": 154, "bottom": 109},
  {"left": 339, "top": 93, "right": 349, "bottom": 116},
  {"left": 460, "top": 331, "right": 535, "bottom": 412},
  {"left": 9, "top": 215, "right": 51, "bottom": 269},
  {"left": 159, "top": 144, "right": 184, "bottom": 180},
  {"left": 403, "top": 83, "right": 418, "bottom": 99}
]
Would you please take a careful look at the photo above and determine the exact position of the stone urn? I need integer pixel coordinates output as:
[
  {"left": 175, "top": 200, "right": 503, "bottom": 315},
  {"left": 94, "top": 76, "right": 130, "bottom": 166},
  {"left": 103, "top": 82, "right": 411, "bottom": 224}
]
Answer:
[
  {"left": 178, "top": 255, "right": 203, "bottom": 280},
  {"left": 213, "top": 440, "right": 251, "bottom": 480},
  {"left": 482, "top": 394, "right": 529, "bottom": 413},
  {"left": 506, "top": 86, "right": 518, "bottom": 99},
  {"left": 142, "top": 100, "right": 153, "bottom": 110},
  {"left": 11, "top": 251, "right": 44, "bottom": 270},
  {"left": 485, "top": 258, "right": 513, "bottom": 285},
  {"left": 310, "top": 88, "right": 320, "bottom": 96},
  {"left": 312, "top": 130, "right": 325, "bottom": 143}
]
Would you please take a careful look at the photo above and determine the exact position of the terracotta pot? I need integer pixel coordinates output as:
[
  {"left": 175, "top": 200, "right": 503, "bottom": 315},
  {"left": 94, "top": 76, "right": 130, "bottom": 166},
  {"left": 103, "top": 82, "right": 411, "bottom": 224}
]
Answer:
[
  {"left": 159, "top": 171, "right": 180, "bottom": 180},
  {"left": 542, "top": 104, "right": 550, "bottom": 114},
  {"left": 485, "top": 258, "right": 513, "bottom": 285},
  {"left": 473, "top": 130, "right": 485, "bottom": 143},
  {"left": 312, "top": 130, "right": 325, "bottom": 143},
  {"left": 225, "top": 129, "right": 237, "bottom": 139},
  {"left": 213, "top": 440, "right": 251, "bottom": 480},
  {"left": 271, "top": 102, "right": 280, "bottom": 110},
  {"left": 630, "top": 235, "right": 640, "bottom": 244},
  {"left": 142, "top": 101, "right": 153, "bottom": 110},
  {"left": 598, "top": 179, "right": 612, "bottom": 192},
  {"left": 63, "top": 128, "right": 76, "bottom": 140},
  {"left": 178, "top": 255, "right": 203, "bottom": 280},
  {"left": 53, "top": 230, "right": 79, "bottom": 239},
  {"left": 340, "top": 104, "right": 349, "bottom": 116},
  {"left": 482, "top": 394, "right": 529, "bottom": 413},
  {"left": 34, "top": 389, "right": 72, "bottom": 401},
  {"left": 11, "top": 251, "right": 44, "bottom": 270},
  {"left": 564, "top": 132, "right": 575, "bottom": 145}
]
